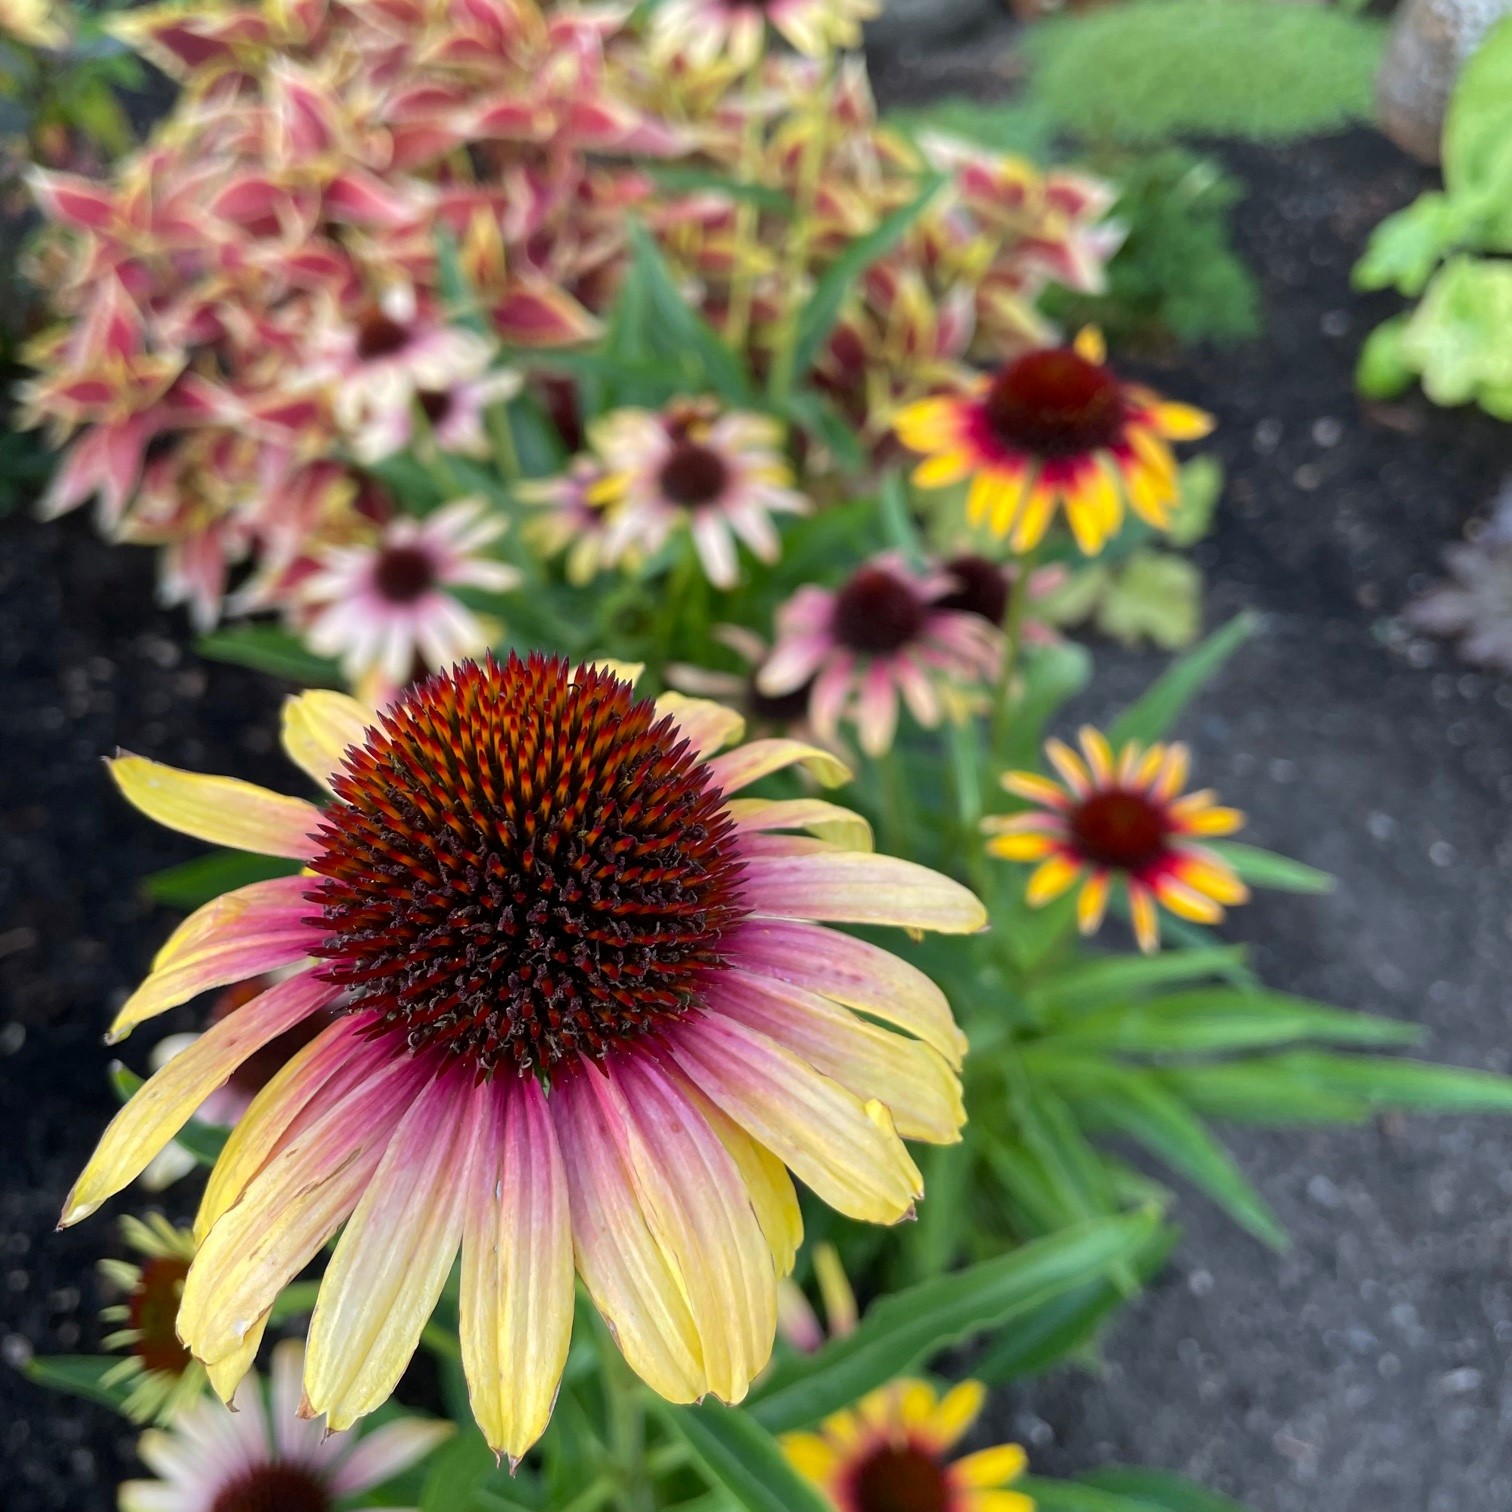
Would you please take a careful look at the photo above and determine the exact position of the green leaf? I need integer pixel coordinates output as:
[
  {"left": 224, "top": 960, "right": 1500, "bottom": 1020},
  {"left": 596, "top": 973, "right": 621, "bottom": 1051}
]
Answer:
[
  {"left": 1166, "top": 456, "right": 1223, "bottom": 548},
  {"left": 110, "top": 1067, "right": 229, "bottom": 1166},
  {"left": 1249, "top": 1052, "right": 1512, "bottom": 1114},
  {"left": 141, "top": 849, "right": 304, "bottom": 910},
  {"left": 1353, "top": 194, "right": 1465, "bottom": 296},
  {"left": 1018, "top": 1480, "right": 1163, "bottom": 1512},
  {"left": 196, "top": 625, "right": 343, "bottom": 686},
  {"left": 999, "top": 640, "right": 1093, "bottom": 772},
  {"left": 420, "top": 1429, "right": 498, "bottom": 1512},
  {"left": 1202, "top": 840, "right": 1333, "bottom": 894},
  {"left": 1398, "top": 256, "right": 1512, "bottom": 410},
  {"left": 748, "top": 1212, "right": 1160, "bottom": 1431},
  {"left": 1108, "top": 612, "right": 1256, "bottom": 747},
  {"left": 626, "top": 223, "right": 753, "bottom": 405},
  {"left": 1028, "top": 947, "right": 1251, "bottom": 1017},
  {"left": 1083, "top": 1468, "right": 1253, "bottom": 1512},
  {"left": 792, "top": 173, "right": 946, "bottom": 379},
  {"left": 1356, "top": 315, "right": 1416, "bottom": 398},
  {"left": 1442, "top": 14, "right": 1512, "bottom": 198},
  {"left": 658, "top": 1403, "right": 830, "bottom": 1512},
  {"left": 885, "top": 97, "right": 1056, "bottom": 159},
  {"left": 23, "top": 1356, "right": 131, "bottom": 1413},
  {"left": 645, "top": 163, "right": 795, "bottom": 215},
  {"left": 1036, "top": 988, "right": 1419, "bottom": 1055},
  {"left": 1152, "top": 1061, "right": 1370, "bottom": 1124},
  {"left": 1095, "top": 550, "right": 1202, "bottom": 651}
]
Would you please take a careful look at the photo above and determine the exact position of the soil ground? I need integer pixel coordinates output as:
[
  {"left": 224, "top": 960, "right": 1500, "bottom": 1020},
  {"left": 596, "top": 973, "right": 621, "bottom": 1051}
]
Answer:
[{"left": 5, "top": 35, "right": 1512, "bottom": 1512}]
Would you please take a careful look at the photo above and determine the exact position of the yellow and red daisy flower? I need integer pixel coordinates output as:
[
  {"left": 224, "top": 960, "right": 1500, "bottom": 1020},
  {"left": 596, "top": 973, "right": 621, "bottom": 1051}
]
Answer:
[
  {"left": 782, "top": 1378, "right": 1033, "bottom": 1512},
  {"left": 983, "top": 726, "right": 1248, "bottom": 954},
  {"left": 63, "top": 655, "right": 982, "bottom": 1462},
  {"left": 893, "top": 329, "right": 1214, "bottom": 557}
]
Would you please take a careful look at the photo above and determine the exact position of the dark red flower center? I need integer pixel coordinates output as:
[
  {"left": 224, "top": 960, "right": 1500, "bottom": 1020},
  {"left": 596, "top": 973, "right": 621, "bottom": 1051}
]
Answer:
[
  {"left": 938, "top": 554, "right": 1010, "bottom": 625},
  {"left": 210, "top": 1464, "right": 331, "bottom": 1512},
  {"left": 373, "top": 544, "right": 436, "bottom": 605},
  {"left": 356, "top": 310, "right": 412, "bottom": 362},
  {"left": 1070, "top": 789, "right": 1169, "bottom": 873},
  {"left": 832, "top": 566, "right": 928, "bottom": 656},
  {"left": 309, "top": 654, "right": 746, "bottom": 1080},
  {"left": 659, "top": 442, "right": 730, "bottom": 508},
  {"left": 127, "top": 1255, "right": 192, "bottom": 1377},
  {"left": 984, "top": 347, "right": 1125, "bottom": 459},
  {"left": 418, "top": 389, "right": 453, "bottom": 425},
  {"left": 847, "top": 1441, "right": 954, "bottom": 1512}
]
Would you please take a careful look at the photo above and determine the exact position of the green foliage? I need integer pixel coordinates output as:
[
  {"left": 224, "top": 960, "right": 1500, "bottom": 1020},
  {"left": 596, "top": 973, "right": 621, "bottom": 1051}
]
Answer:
[
  {"left": 886, "top": 96, "right": 1057, "bottom": 160},
  {"left": 1355, "top": 16, "right": 1512, "bottom": 416},
  {"left": 1045, "top": 150, "right": 1261, "bottom": 349},
  {"left": 140, "top": 848, "right": 303, "bottom": 910},
  {"left": 1025, "top": 0, "right": 1385, "bottom": 144},
  {"left": 196, "top": 624, "right": 345, "bottom": 685}
]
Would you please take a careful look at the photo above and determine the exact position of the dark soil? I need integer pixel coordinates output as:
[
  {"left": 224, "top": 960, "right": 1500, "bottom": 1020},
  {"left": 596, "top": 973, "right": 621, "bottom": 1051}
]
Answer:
[{"left": 5, "top": 61, "right": 1512, "bottom": 1512}]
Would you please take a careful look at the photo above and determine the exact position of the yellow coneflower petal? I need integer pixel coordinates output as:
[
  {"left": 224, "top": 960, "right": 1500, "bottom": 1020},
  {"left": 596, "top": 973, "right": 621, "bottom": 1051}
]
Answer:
[
  {"left": 1153, "top": 874, "right": 1225, "bottom": 924},
  {"left": 894, "top": 397, "right": 961, "bottom": 451},
  {"left": 783, "top": 1431, "right": 840, "bottom": 1484},
  {"left": 967, "top": 470, "right": 1014, "bottom": 531},
  {"left": 982, "top": 811, "right": 1063, "bottom": 835},
  {"left": 985, "top": 831, "right": 1058, "bottom": 862},
  {"left": 1124, "top": 459, "right": 1178, "bottom": 529},
  {"left": 1076, "top": 871, "right": 1111, "bottom": 935},
  {"left": 741, "top": 851, "right": 987, "bottom": 934},
  {"left": 670, "top": 1013, "right": 924, "bottom": 1226},
  {"left": 108, "top": 755, "right": 320, "bottom": 860},
  {"left": 1009, "top": 480, "right": 1058, "bottom": 553},
  {"left": 813, "top": 1243, "right": 856, "bottom": 1337},
  {"left": 205, "top": 1319, "right": 266, "bottom": 1403},
  {"left": 896, "top": 1377, "right": 939, "bottom": 1429},
  {"left": 913, "top": 450, "right": 973, "bottom": 489},
  {"left": 1074, "top": 325, "right": 1107, "bottom": 363},
  {"left": 715, "top": 967, "right": 965, "bottom": 1145},
  {"left": 1133, "top": 742, "right": 1168, "bottom": 789},
  {"left": 1078, "top": 725, "right": 1115, "bottom": 784},
  {"left": 1060, "top": 471, "right": 1110, "bottom": 557},
  {"left": 967, "top": 1491, "right": 1037, "bottom": 1512},
  {"left": 1151, "top": 399, "right": 1216, "bottom": 440},
  {"left": 1081, "top": 460, "right": 1124, "bottom": 541},
  {"left": 281, "top": 689, "right": 372, "bottom": 792},
  {"left": 705, "top": 737, "right": 851, "bottom": 794},
  {"left": 1128, "top": 423, "right": 1179, "bottom": 489},
  {"left": 62, "top": 974, "right": 337, "bottom": 1227},
  {"left": 1026, "top": 854, "right": 1082, "bottom": 906},
  {"left": 1044, "top": 738, "right": 1092, "bottom": 797},
  {"left": 1175, "top": 853, "right": 1250, "bottom": 906},
  {"left": 924, "top": 1378, "right": 986, "bottom": 1449},
  {"left": 1151, "top": 742, "right": 1191, "bottom": 801},
  {"left": 729, "top": 797, "right": 873, "bottom": 852},
  {"left": 955, "top": 1442, "right": 1030, "bottom": 1487},
  {"left": 1128, "top": 883, "right": 1161, "bottom": 954},
  {"left": 656, "top": 692, "right": 746, "bottom": 758},
  {"left": 1116, "top": 739, "right": 1144, "bottom": 784},
  {"left": 1001, "top": 770, "right": 1071, "bottom": 807},
  {"left": 304, "top": 1072, "right": 473, "bottom": 1432},
  {"left": 554, "top": 1070, "right": 706, "bottom": 1404}
]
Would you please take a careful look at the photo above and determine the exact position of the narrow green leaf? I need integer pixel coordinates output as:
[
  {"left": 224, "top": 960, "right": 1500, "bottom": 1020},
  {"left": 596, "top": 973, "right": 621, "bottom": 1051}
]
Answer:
[
  {"left": 1083, "top": 1468, "right": 1254, "bottom": 1512},
  {"left": 1108, "top": 612, "right": 1256, "bottom": 747},
  {"left": 1039, "top": 988, "right": 1420, "bottom": 1055},
  {"left": 419, "top": 1429, "right": 497, "bottom": 1512},
  {"left": 196, "top": 624, "right": 343, "bottom": 686},
  {"left": 748, "top": 1213, "right": 1160, "bottom": 1432},
  {"left": 658, "top": 1403, "right": 830, "bottom": 1512},
  {"left": 141, "top": 849, "right": 303, "bottom": 910},
  {"left": 1018, "top": 1479, "right": 1164, "bottom": 1511},
  {"left": 23, "top": 1356, "right": 131, "bottom": 1413},
  {"left": 1029, "top": 947, "right": 1252, "bottom": 1017},
  {"left": 627, "top": 223, "right": 754, "bottom": 404},
  {"left": 1152, "top": 1061, "right": 1371, "bottom": 1124},
  {"left": 792, "top": 173, "right": 946, "bottom": 378},
  {"left": 1254, "top": 1051, "right": 1512, "bottom": 1114},
  {"left": 1202, "top": 840, "right": 1333, "bottom": 894}
]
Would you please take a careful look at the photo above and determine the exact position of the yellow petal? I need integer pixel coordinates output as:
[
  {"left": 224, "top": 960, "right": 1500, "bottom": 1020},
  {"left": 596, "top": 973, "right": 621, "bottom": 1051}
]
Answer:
[
  {"left": 1129, "top": 883, "right": 1160, "bottom": 954},
  {"left": 741, "top": 851, "right": 987, "bottom": 934},
  {"left": 1153, "top": 875, "right": 1225, "bottom": 924},
  {"left": 966, "top": 1491, "right": 1037, "bottom": 1512},
  {"left": 1009, "top": 481, "right": 1057, "bottom": 553},
  {"left": 986, "top": 832, "right": 1057, "bottom": 862},
  {"left": 459, "top": 1077, "right": 574, "bottom": 1463},
  {"left": 782, "top": 1431, "right": 839, "bottom": 1485},
  {"left": 705, "top": 738, "right": 851, "bottom": 794},
  {"left": 1000, "top": 770, "right": 1069, "bottom": 808},
  {"left": 1026, "top": 854, "right": 1081, "bottom": 907},
  {"left": 913, "top": 450, "right": 973, "bottom": 489},
  {"left": 204, "top": 1315, "right": 266, "bottom": 1403},
  {"left": 1151, "top": 743, "right": 1191, "bottom": 801},
  {"left": 925, "top": 1378, "right": 986, "bottom": 1449},
  {"left": 1044, "top": 738, "right": 1091, "bottom": 796},
  {"left": 728, "top": 797, "right": 872, "bottom": 852},
  {"left": 1152, "top": 399, "right": 1215, "bottom": 440},
  {"left": 1078, "top": 726, "right": 1114, "bottom": 784},
  {"left": 1074, "top": 326, "right": 1106, "bottom": 363},
  {"left": 656, "top": 692, "right": 746, "bottom": 758},
  {"left": 1076, "top": 872, "right": 1111, "bottom": 935},
  {"left": 281, "top": 690, "right": 373, "bottom": 792},
  {"left": 1175, "top": 853, "right": 1250, "bottom": 906},
  {"left": 955, "top": 1443, "right": 1029, "bottom": 1488},
  {"left": 894, "top": 397, "right": 962, "bottom": 451}
]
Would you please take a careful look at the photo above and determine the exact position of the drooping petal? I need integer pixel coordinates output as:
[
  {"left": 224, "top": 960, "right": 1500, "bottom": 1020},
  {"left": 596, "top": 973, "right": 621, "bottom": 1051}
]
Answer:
[
  {"left": 62, "top": 972, "right": 339, "bottom": 1226},
  {"left": 741, "top": 852, "right": 986, "bottom": 934},
  {"left": 727, "top": 918, "right": 967, "bottom": 1069},
  {"left": 552, "top": 1067, "right": 705, "bottom": 1403},
  {"left": 728, "top": 797, "right": 872, "bottom": 852},
  {"left": 460, "top": 1076, "right": 574, "bottom": 1463},
  {"left": 655, "top": 692, "right": 746, "bottom": 758},
  {"left": 705, "top": 738, "right": 850, "bottom": 793},
  {"left": 108, "top": 755, "right": 321, "bottom": 859},
  {"left": 281, "top": 690, "right": 373, "bottom": 792},
  {"left": 669, "top": 1012, "right": 923, "bottom": 1225},
  {"left": 304, "top": 1067, "right": 474, "bottom": 1431}
]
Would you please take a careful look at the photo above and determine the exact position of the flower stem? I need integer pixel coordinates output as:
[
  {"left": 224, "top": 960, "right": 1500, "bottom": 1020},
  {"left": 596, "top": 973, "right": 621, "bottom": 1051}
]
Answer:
[
  {"left": 488, "top": 399, "right": 521, "bottom": 484},
  {"left": 990, "top": 549, "right": 1034, "bottom": 762}
]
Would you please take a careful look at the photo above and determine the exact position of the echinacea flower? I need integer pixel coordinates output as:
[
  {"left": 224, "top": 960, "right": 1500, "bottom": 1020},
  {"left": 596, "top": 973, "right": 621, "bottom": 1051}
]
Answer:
[
  {"left": 757, "top": 553, "right": 1001, "bottom": 757},
  {"left": 589, "top": 400, "right": 810, "bottom": 588},
  {"left": 99, "top": 1214, "right": 205, "bottom": 1424},
  {"left": 516, "top": 457, "right": 620, "bottom": 586},
  {"left": 652, "top": 0, "right": 878, "bottom": 68},
  {"left": 119, "top": 1338, "right": 449, "bottom": 1512},
  {"left": 984, "top": 726, "right": 1248, "bottom": 953},
  {"left": 64, "top": 655, "right": 982, "bottom": 1461},
  {"left": 895, "top": 330, "right": 1213, "bottom": 556},
  {"left": 783, "top": 1378, "right": 1032, "bottom": 1512},
  {"left": 301, "top": 498, "right": 518, "bottom": 687}
]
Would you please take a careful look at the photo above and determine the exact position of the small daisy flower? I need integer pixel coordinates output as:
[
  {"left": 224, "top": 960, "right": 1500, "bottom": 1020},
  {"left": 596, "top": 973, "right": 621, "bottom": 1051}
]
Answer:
[
  {"left": 517, "top": 457, "right": 620, "bottom": 586},
  {"left": 985, "top": 726, "right": 1249, "bottom": 953},
  {"left": 757, "top": 554, "right": 1002, "bottom": 757},
  {"left": 783, "top": 1378, "right": 1032, "bottom": 1512},
  {"left": 64, "top": 656, "right": 981, "bottom": 1462},
  {"left": 895, "top": 329, "right": 1214, "bottom": 556},
  {"left": 301, "top": 498, "right": 519, "bottom": 686},
  {"left": 653, "top": 0, "right": 879, "bottom": 68},
  {"left": 99, "top": 1215, "right": 205, "bottom": 1424},
  {"left": 589, "top": 400, "right": 810, "bottom": 589},
  {"left": 119, "top": 1338, "right": 449, "bottom": 1512}
]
